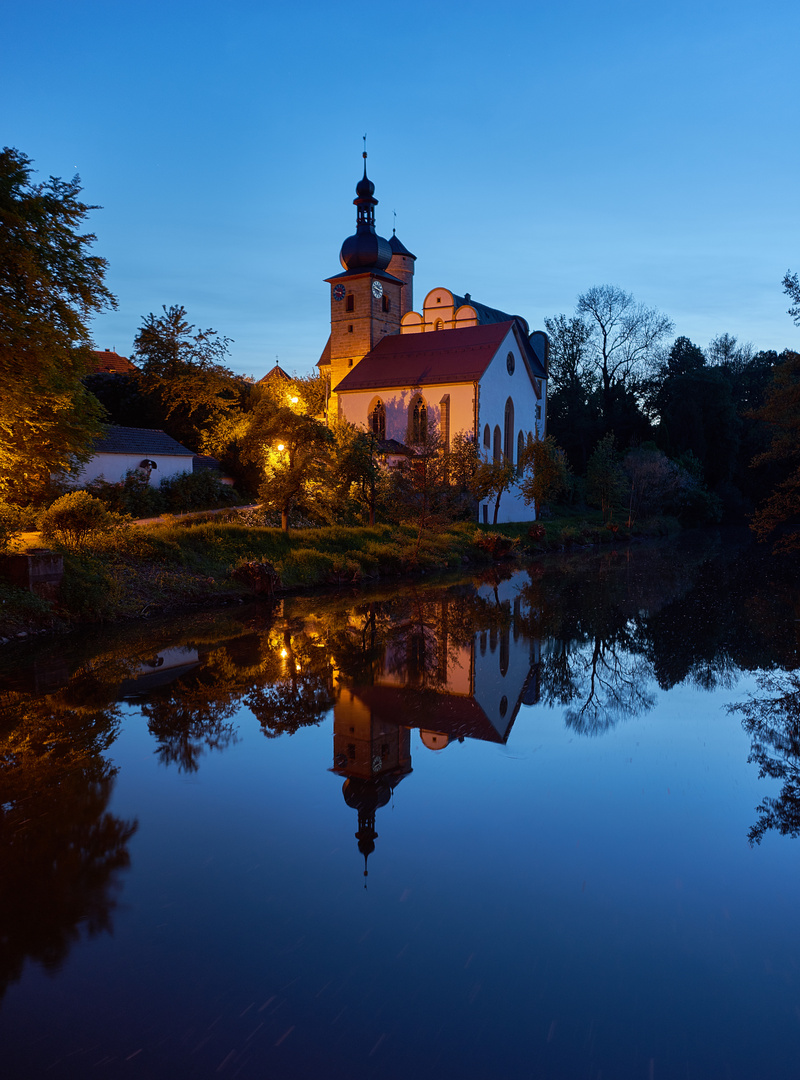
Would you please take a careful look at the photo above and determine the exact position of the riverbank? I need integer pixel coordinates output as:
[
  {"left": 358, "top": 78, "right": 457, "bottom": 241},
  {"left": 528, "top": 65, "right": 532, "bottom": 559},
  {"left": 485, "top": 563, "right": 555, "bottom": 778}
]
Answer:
[{"left": 0, "top": 509, "right": 677, "bottom": 641}]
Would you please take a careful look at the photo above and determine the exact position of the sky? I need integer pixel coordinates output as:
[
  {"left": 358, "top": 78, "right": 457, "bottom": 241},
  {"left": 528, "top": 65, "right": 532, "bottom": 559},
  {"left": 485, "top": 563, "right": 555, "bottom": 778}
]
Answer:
[{"left": 4, "top": 0, "right": 798, "bottom": 380}]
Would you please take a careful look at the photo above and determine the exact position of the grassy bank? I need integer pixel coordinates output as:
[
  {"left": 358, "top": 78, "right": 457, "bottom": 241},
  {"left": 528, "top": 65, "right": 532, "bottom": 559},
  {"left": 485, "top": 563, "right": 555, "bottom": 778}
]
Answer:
[{"left": 0, "top": 508, "right": 677, "bottom": 639}]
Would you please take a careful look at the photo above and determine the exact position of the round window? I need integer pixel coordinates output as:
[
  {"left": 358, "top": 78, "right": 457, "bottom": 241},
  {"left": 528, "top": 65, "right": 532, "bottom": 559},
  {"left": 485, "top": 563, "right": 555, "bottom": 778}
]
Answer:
[{"left": 506, "top": 352, "right": 515, "bottom": 375}]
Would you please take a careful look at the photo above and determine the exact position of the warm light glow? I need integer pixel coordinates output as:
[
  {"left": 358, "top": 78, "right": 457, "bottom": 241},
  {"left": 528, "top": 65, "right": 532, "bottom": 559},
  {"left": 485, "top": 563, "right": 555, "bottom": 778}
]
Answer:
[
  {"left": 280, "top": 648, "right": 288, "bottom": 659},
  {"left": 290, "top": 396, "right": 299, "bottom": 405},
  {"left": 277, "top": 443, "right": 285, "bottom": 452}
]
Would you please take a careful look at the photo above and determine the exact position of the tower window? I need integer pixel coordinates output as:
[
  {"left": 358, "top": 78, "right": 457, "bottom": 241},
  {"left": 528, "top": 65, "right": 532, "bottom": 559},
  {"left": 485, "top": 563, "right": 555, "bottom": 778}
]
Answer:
[
  {"left": 346, "top": 294, "right": 354, "bottom": 312},
  {"left": 348, "top": 324, "right": 353, "bottom": 333},
  {"left": 382, "top": 295, "right": 390, "bottom": 312},
  {"left": 348, "top": 358, "right": 353, "bottom": 367}
]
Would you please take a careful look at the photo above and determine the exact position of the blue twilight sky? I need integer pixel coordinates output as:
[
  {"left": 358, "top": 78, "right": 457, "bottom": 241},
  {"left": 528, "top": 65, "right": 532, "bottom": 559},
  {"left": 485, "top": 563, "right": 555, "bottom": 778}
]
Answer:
[{"left": 3, "top": 0, "right": 798, "bottom": 379}]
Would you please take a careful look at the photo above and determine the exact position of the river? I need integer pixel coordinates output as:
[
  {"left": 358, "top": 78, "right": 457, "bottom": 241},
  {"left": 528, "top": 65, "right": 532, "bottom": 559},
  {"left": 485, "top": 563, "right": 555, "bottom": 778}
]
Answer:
[{"left": 1, "top": 530, "right": 799, "bottom": 1079}]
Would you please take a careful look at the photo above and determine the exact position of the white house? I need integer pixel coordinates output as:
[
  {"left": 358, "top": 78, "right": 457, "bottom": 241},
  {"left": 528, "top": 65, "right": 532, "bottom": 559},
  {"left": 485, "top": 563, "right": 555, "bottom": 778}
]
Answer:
[{"left": 74, "top": 426, "right": 195, "bottom": 486}]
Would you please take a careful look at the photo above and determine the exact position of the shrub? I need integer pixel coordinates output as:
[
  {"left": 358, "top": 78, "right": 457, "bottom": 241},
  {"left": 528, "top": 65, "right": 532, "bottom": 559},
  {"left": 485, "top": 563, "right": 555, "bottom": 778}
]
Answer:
[
  {"left": 473, "top": 531, "right": 518, "bottom": 559},
  {"left": 0, "top": 502, "right": 22, "bottom": 553},
  {"left": 38, "top": 491, "right": 127, "bottom": 549},
  {"left": 88, "top": 470, "right": 166, "bottom": 517},
  {"left": 160, "top": 469, "right": 240, "bottom": 513}
]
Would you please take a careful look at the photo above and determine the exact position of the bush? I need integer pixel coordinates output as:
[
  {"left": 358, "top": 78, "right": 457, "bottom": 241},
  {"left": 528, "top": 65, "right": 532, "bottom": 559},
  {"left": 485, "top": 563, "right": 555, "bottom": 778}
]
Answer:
[
  {"left": 38, "top": 491, "right": 127, "bottom": 549},
  {"left": 160, "top": 469, "right": 241, "bottom": 513},
  {"left": 88, "top": 470, "right": 166, "bottom": 517},
  {"left": 0, "top": 502, "right": 22, "bottom": 553}
]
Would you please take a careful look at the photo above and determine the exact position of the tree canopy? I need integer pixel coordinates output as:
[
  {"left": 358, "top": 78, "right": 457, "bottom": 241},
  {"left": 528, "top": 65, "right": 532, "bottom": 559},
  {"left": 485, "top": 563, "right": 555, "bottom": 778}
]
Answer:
[{"left": 0, "top": 147, "right": 116, "bottom": 501}]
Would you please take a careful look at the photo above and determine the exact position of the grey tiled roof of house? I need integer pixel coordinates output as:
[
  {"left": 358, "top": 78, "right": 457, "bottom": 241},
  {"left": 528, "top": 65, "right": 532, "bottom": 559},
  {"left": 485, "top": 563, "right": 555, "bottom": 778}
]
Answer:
[{"left": 93, "top": 427, "right": 194, "bottom": 456}]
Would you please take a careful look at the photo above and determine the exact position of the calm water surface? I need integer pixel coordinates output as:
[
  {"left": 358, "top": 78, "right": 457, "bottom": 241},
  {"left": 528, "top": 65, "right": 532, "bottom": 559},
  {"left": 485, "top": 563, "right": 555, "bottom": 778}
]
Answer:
[{"left": 2, "top": 531, "right": 800, "bottom": 1079}]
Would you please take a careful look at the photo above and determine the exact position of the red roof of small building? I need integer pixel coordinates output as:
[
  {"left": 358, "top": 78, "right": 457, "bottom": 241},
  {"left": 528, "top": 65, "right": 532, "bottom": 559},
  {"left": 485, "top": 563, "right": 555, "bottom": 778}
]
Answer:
[
  {"left": 91, "top": 349, "right": 137, "bottom": 374},
  {"left": 334, "top": 322, "right": 515, "bottom": 393}
]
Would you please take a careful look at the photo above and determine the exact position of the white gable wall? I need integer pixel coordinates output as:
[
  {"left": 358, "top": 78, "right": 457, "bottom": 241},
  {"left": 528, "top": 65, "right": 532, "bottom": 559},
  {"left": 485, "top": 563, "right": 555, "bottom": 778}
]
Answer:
[
  {"left": 339, "top": 382, "right": 476, "bottom": 447},
  {"left": 476, "top": 326, "right": 543, "bottom": 524}
]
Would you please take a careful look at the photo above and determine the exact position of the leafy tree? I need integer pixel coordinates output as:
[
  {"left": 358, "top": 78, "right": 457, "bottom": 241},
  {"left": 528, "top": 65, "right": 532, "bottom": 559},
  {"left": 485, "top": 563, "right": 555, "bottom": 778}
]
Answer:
[
  {"left": 654, "top": 337, "right": 739, "bottom": 489},
  {"left": 132, "top": 304, "right": 241, "bottom": 451},
  {"left": 749, "top": 351, "right": 800, "bottom": 550},
  {"left": 586, "top": 433, "right": 627, "bottom": 523},
  {"left": 471, "top": 457, "right": 516, "bottom": 525},
  {"left": 0, "top": 147, "right": 116, "bottom": 501},
  {"left": 783, "top": 270, "right": 800, "bottom": 326},
  {"left": 543, "top": 314, "right": 602, "bottom": 471},
  {"left": 519, "top": 433, "right": 570, "bottom": 516},
  {"left": 243, "top": 398, "right": 332, "bottom": 531}
]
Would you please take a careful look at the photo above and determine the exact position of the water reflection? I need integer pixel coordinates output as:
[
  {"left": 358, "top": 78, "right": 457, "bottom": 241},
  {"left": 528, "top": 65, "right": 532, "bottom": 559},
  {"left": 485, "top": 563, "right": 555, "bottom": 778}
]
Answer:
[
  {"left": 2, "top": 531, "right": 800, "bottom": 1001},
  {"left": 0, "top": 687, "right": 136, "bottom": 1002}
]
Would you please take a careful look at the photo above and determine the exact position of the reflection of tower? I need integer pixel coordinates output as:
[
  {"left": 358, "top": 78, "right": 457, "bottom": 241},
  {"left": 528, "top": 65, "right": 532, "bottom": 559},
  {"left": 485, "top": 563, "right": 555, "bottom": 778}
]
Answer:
[{"left": 332, "top": 688, "right": 412, "bottom": 882}]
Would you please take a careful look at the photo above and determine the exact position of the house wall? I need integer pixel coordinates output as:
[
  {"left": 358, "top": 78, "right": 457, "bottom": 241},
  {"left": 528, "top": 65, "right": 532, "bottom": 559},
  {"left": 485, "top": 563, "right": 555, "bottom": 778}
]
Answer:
[{"left": 75, "top": 452, "right": 193, "bottom": 487}]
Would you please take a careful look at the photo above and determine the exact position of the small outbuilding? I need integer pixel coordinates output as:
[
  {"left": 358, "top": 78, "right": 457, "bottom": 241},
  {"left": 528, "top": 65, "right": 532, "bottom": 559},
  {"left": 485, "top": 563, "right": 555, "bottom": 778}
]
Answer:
[{"left": 75, "top": 426, "right": 195, "bottom": 486}]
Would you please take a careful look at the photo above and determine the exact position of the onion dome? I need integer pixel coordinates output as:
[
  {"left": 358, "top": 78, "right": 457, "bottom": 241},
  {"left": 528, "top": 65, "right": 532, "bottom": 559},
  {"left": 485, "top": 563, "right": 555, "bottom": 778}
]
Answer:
[{"left": 339, "top": 152, "right": 392, "bottom": 272}]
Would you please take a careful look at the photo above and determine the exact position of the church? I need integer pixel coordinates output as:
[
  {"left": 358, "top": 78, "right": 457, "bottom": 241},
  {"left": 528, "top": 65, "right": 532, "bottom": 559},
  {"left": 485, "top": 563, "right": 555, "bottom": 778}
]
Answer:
[{"left": 317, "top": 152, "right": 548, "bottom": 523}]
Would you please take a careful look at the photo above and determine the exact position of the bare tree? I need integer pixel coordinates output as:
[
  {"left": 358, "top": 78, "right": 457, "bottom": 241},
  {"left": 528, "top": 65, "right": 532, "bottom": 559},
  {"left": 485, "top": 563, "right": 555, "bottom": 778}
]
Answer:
[{"left": 577, "top": 285, "right": 673, "bottom": 419}]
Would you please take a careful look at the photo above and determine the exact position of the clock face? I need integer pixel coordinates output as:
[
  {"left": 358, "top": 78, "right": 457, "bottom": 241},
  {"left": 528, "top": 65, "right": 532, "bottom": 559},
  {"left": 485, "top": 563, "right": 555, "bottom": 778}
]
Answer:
[
  {"left": 333, "top": 284, "right": 346, "bottom": 301},
  {"left": 371, "top": 280, "right": 384, "bottom": 299}
]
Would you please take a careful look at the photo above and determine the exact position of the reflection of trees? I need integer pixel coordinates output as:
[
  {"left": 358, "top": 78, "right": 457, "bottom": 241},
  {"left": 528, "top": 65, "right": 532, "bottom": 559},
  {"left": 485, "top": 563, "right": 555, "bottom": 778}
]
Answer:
[
  {"left": 0, "top": 692, "right": 136, "bottom": 1001},
  {"left": 563, "top": 639, "right": 655, "bottom": 735},
  {"left": 731, "top": 671, "right": 800, "bottom": 844},
  {"left": 245, "top": 626, "right": 335, "bottom": 738}
]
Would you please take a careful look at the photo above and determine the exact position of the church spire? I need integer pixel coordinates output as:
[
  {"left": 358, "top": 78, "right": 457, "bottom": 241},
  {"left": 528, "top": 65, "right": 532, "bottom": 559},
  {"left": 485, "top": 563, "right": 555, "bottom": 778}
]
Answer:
[{"left": 339, "top": 148, "right": 391, "bottom": 272}]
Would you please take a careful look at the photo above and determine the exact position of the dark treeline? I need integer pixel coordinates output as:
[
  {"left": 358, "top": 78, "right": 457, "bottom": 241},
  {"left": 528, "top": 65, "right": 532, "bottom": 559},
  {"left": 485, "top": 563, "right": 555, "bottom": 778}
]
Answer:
[{"left": 544, "top": 282, "right": 800, "bottom": 542}]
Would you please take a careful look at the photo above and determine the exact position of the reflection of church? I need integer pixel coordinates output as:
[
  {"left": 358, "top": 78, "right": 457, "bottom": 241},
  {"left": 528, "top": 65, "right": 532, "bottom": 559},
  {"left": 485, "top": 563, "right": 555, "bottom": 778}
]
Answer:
[{"left": 332, "top": 579, "right": 541, "bottom": 878}]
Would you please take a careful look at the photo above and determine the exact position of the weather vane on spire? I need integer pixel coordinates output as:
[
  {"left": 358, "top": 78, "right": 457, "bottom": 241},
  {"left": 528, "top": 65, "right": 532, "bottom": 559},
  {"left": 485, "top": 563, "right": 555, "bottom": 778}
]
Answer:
[
  {"left": 363, "top": 133, "right": 367, "bottom": 160},
  {"left": 393, "top": 209, "right": 397, "bottom": 235}
]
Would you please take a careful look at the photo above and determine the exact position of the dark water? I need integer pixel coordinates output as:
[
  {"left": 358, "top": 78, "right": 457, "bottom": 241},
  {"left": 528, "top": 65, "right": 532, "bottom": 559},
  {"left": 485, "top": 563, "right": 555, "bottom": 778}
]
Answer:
[{"left": 2, "top": 531, "right": 800, "bottom": 1079}]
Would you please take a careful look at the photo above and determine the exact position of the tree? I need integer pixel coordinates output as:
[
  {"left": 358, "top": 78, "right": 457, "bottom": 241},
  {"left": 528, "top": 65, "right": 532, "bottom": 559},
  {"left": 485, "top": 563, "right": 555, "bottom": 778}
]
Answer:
[
  {"left": 243, "top": 397, "right": 332, "bottom": 531},
  {"left": 586, "top": 433, "right": 627, "bottom": 523},
  {"left": 783, "top": 270, "right": 800, "bottom": 326},
  {"left": 543, "top": 314, "right": 602, "bottom": 471},
  {"left": 132, "top": 304, "right": 241, "bottom": 451},
  {"left": 0, "top": 147, "right": 116, "bottom": 501},
  {"left": 749, "top": 351, "right": 800, "bottom": 550},
  {"left": 519, "top": 433, "right": 570, "bottom": 517},
  {"left": 654, "top": 337, "right": 740, "bottom": 489},
  {"left": 471, "top": 457, "right": 516, "bottom": 525},
  {"left": 577, "top": 284, "right": 673, "bottom": 425}
]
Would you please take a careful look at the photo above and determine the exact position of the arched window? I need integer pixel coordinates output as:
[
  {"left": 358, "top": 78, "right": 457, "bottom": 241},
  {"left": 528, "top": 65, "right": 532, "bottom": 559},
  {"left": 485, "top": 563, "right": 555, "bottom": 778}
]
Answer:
[
  {"left": 493, "top": 425, "right": 502, "bottom": 463},
  {"left": 410, "top": 395, "right": 427, "bottom": 444},
  {"left": 517, "top": 430, "right": 525, "bottom": 463},
  {"left": 483, "top": 424, "right": 491, "bottom": 448},
  {"left": 434, "top": 319, "right": 444, "bottom": 331},
  {"left": 440, "top": 394, "right": 450, "bottom": 452},
  {"left": 370, "top": 398, "right": 386, "bottom": 439},
  {"left": 504, "top": 398, "right": 515, "bottom": 463}
]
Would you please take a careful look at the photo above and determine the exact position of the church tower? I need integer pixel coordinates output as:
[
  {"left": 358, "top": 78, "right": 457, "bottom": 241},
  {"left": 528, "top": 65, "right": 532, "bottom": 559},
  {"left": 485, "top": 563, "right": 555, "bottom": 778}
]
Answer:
[{"left": 325, "top": 153, "right": 411, "bottom": 414}]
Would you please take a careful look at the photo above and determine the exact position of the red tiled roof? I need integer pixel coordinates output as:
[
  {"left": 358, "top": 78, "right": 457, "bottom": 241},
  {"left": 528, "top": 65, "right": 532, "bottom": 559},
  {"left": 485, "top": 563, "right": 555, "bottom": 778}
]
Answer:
[
  {"left": 91, "top": 349, "right": 137, "bottom": 374},
  {"left": 349, "top": 683, "right": 516, "bottom": 744},
  {"left": 334, "top": 322, "right": 514, "bottom": 393}
]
